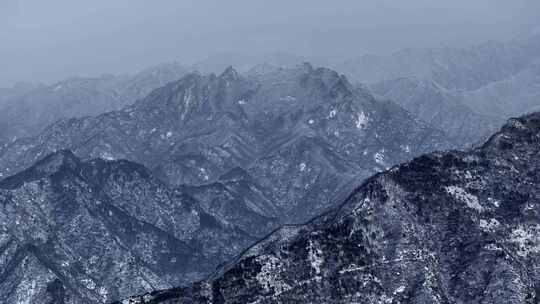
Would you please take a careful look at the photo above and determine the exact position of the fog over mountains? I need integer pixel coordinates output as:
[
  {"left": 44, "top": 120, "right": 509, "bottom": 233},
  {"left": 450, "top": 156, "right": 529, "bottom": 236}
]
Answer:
[
  {"left": 2, "top": 2, "right": 540, "bottom": 304},
  {"left": 2, "top": 0, "right": 540, "bottom": 86}
]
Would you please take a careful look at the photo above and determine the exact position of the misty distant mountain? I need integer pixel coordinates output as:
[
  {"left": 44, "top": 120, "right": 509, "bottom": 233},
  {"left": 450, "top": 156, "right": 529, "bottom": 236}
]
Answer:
[
  {"left": 120, "top": 111, "right": 540, "bottom": 304},
  {"left": 337, "top": 34, "right": 540, "bottom": 90},
  {"left": 192, "top": 51, "right": 306, "bottom": 75},
  {"left": 337, "top": 34, "right": 540, "bottom": 147},
  {"left": 461, "top": 62, "right": 540, "bottom": 117},
  {"left": 0, "top": 62, "right": 189, "bottom": 143},
  {"left": 370, "top": 77, "right": 503, "bottom": 145},
  {"left": 0, "top": 150, "right": 258, "bottom": 304}
]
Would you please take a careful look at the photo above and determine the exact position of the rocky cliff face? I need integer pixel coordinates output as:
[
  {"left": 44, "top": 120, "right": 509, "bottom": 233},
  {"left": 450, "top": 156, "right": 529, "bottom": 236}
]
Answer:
[
  {"left": 0, "top": 150, "right": 256, "bottom": 303},
  {"left": 122, "top": 112, "right": 540, "bottom": 304}
]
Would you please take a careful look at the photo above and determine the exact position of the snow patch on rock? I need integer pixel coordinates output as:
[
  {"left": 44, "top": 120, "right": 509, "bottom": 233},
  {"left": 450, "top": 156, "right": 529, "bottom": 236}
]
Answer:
[
  {"left": 445, "top": 186, "right": 483, "bottom": 212},
  {"left": 307, "top": 240, "right": 324, "bottom": 275},
  {"left": 328, "top": 109, "right": 337, "bottom": 118},
  {"left": 280, "top": 96, "right": 296, "bottom": 102},
  {"left": 199, "top": 168, "right": 209, "bottom": 181},
  {"left": 355, "top": 111, "right": 369, "bottom": 129},
  {"left": 374, "top": 149, "right": 386, "bottom": 165},
  {"left": 479, "top": 218, "right": 500, "bottom": 232},
  {"left": 100, "top": 152, "right": 116, "bottom": 161},
  {"left": 256, "top": 255, "right": 291, "bottom": 294},
  {"left": 511, "top": 224, "right": 540, "bottom": 257}
]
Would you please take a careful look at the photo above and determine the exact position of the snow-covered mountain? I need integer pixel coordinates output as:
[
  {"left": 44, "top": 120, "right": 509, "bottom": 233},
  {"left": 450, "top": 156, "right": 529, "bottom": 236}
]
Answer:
[
  {"left": 121, "top": 111, "right": 540, "bottom": 304},
  {"left": 0, "top": 150, "right": 257, "bottom": 303},
  {"left": 1, "top": 34, "right": 539, "bottom": 304}
]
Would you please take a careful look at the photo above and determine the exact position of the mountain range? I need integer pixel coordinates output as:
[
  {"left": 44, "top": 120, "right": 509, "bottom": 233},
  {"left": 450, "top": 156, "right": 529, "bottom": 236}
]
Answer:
[
  {"left": 1, "top": 34, "right": 540, "bottom": 304},
  {"left": 0, "top": 64, "right": 455, "bottom": 303},
  {"left": 0, "top": 64, "right": 453, "bottom": 223}
]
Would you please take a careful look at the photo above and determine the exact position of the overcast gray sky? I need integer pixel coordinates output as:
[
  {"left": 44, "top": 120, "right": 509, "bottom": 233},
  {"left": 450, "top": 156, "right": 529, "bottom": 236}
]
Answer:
[{"left": 1, "top": 0, "right": 539, "bottom": 86}]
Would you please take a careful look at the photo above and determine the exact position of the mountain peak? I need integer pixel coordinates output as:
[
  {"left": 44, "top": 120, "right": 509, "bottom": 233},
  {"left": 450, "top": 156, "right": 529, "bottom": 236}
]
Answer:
[
  {"left": 220, "top": 66, "right": 240, "bottom": 80},
  {"left": 483, "top": 112, "right": 540, "bottom": 151},
  {"left": 33, "top": 149, "right": 80, "bottom": 174},
  {"left": 299, "top": 62, "right": 314, "bottom": 73},
  {"left": 0, "top": 150, "right": 81, "bottom": 189}
]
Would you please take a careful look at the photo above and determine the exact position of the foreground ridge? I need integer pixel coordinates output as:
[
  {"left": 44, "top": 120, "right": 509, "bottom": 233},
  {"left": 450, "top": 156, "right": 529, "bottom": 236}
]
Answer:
[
  {"left": 121, "top": 112, "right": 540, "bottom": 303},
  {"left": 0, "top": 152, "right": 257, "bottom": 303}
]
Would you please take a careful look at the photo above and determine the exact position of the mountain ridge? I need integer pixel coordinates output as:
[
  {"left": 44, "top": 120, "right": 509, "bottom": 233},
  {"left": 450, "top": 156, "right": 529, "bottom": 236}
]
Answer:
[{"left": 0, "top": 150, "right": 261, "bottom": 303}]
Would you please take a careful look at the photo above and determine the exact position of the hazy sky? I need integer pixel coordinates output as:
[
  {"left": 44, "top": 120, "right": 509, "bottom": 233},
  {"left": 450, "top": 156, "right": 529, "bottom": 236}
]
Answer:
[{"left": 1, "top": 0, "right": 540, "bottom": 86}]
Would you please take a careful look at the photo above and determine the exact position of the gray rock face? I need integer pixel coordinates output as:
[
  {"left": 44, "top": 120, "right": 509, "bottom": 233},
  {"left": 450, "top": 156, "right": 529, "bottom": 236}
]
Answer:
[
  {"left": 0, "top": 64, "right": 453, "bottom": 225},
  {"left": 0, "top": 63, "right": 188, "bottom": 143},
  {"left": 0, "top": 150, "right": 255, "bottom": 303},
  {"left": 121, "top": 112, "right": 540, "bottom": 304}
]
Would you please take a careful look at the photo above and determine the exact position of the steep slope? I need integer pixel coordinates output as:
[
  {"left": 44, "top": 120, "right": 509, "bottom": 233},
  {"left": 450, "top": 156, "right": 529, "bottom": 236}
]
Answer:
[
  {"left": 0, "top": 63, "right": 188, "bottom": 143},
  {"left": 0, "top": 64, "right": 453, "bottom": 224},
  {"left": 370, "top": 77, "right": 503, "bottom": 146},
  {"left": 123, "top": 112, "right": 540, "bottom": 303},
  {"left": 118, "top": 62, "right": 190, "bottom": 104},
  {"left": 179, "top": 167, "right": 281, "bottom": 238},
  {"left": 0, "top": 151, "right": 254, "bottom": 304}
]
